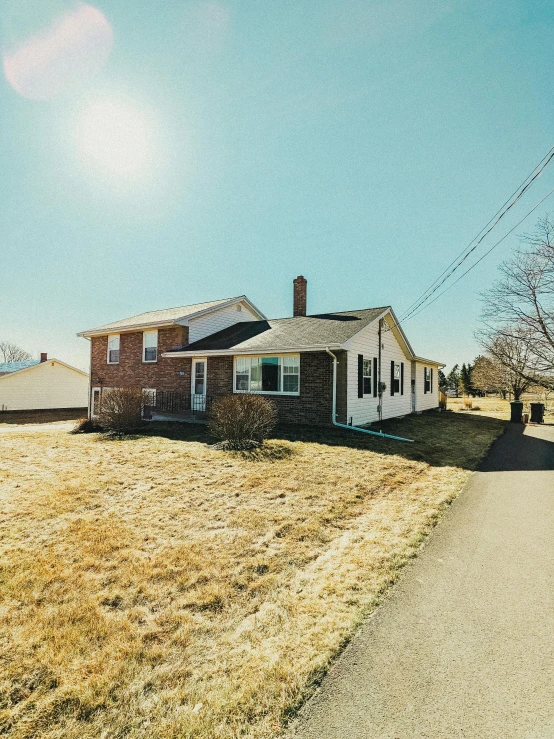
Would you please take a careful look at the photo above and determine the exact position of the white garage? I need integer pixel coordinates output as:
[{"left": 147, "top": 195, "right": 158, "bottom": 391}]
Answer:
[{"left": 0, "top": 356, "right": 89, "bottom": 412}]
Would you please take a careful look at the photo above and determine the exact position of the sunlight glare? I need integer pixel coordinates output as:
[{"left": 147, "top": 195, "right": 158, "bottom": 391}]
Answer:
[{"left": 74, "top": 99, "right": 159, "bottom": 179}]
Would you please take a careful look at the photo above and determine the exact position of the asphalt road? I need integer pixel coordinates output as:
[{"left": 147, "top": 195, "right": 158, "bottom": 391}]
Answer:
[{"left": 289, "top": 423, "right": 554, "bottom": 739}]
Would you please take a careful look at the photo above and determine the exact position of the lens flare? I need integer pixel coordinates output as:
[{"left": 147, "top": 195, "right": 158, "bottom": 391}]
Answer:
[
  {"left": 74, "top": 99, "right": 159, "bottom": 179},
  {"left": 2, "top": 2, "right": 113, "bottom": 101}
]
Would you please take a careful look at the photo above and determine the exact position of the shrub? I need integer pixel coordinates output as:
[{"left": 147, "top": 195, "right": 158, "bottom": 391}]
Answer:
[
  {"left": 208, "top": 394, "right": 277, "bottom": 449},
  {"left": 71, "top": 417, "right": 102, "bottom": 434},
  {"left": 97, "top": 387, "right": 148, "bottom": 436}
]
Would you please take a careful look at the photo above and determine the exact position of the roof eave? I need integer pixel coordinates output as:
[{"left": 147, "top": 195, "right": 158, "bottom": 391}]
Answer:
[
  {"left": 77, "top": 297, "right": 267, "bottom": 338},
  {"left": 162, "top": 343, "right": 343, "bottom": 358}
]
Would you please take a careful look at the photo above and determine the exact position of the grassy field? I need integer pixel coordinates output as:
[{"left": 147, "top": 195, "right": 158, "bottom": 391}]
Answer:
[
  {"left": 0, "top": 411, "right": 505, "bottom": 739},
  {"left": 447, "top": 394, "right": 554, "bottom": 422}
]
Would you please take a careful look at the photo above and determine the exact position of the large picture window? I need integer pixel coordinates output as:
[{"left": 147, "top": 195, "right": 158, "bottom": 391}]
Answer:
[{"left": 234, "top": 355, "right": 300, "bottom": 394}]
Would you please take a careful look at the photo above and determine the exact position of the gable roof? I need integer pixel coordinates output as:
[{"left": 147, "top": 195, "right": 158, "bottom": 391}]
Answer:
[
  {"left": 0, "top": 359, "right": 88, "bottom": 381},
  {"left": 0, "top": 360, "right": 40, "bottom": 375},
  {"left": 164, "top": 307, "right": 390, "bottom": 355},
  {"left": 77, "top": 296, "right": 266, "bottom": 338}
]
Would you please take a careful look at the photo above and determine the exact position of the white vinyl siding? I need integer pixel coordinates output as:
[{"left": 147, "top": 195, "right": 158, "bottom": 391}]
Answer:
[
  {"left": 107, "top": 334, "right": 120, "bottom": 364},
  {"left": 414, "top": 362, "right": 439, "bottom": 412},
  {"left": 346, "top": 315, "right": 411, "bottom": 426},
  {"left": 234, "top": 355, "right": 299, "bottom": 395},
  {"left": 0, "top": 362, "right": 89, "bottom": 411},
  {"left": 143, "top": 330, "right": 158, "bottom": 363},
  {"left": 188, "top": 302, "right": 261, "bottom": 344}
]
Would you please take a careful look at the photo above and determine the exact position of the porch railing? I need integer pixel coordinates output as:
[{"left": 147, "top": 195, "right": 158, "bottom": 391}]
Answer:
[{"left": 148, "top": 391, "right": 214, "bottom": 417}]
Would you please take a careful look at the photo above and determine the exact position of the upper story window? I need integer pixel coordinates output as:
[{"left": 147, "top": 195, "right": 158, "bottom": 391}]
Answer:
[
  {"left": 362, "top": 358, "right": 372, "bottom": 395},
  {"left": 235, "top": 355, "right": 300, "bottom": 395},
  {"left": 107, "top": 334, "right": 120, "bottom": 364},
  {"left": 143, "top": 330, "right": 158, "bottom": 363}
]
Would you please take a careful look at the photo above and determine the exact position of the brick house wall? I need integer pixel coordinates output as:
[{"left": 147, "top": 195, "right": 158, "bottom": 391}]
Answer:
[
  {"left": 90, "top": 327, "right": 192, "bottom": 393},
  {"left": 91, "top": 333, "right": 344, "bottom": 426},
  {"left": 206, "top": 350, "right": 342, "bottom": 426}
]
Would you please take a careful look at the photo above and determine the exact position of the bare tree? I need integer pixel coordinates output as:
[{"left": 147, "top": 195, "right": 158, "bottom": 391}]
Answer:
[
  {"left": 481, "top": 216, "right": 554, "bottom": 388},
  {"left": 0, "top": 341, "right": 31, "bottom": 363},
  {"left": 477, "top": 328, "right": 534, "bottom": 401}
]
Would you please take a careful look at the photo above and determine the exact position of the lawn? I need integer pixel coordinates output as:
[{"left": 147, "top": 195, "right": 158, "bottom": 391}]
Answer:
[{"left": 0, "top": 411, "right": 505, "bottom": 739}]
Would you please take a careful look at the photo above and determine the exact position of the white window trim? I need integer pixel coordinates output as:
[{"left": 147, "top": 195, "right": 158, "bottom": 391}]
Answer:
[
  {"left": 362, "top": 357, "right": 372, "bottom": 396},
  {"left": 91, "top": 386, "right": 102, "bottom": 417},
  {"left": 107, "top": 334, "right": 120, "bottom": 365},
  {"left": 191, "top": 358, "right": 207, "bottom": 396},
  {"left": 143, "top": 329, "right": 158, "bottom": 364},
  {"left": 233, "top": 354, "right": 300, "bottom": 396}
]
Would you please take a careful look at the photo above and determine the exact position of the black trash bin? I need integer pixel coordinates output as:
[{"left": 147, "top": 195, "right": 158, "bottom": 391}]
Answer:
[
  {"left": 510, "top": 401, "right": 523, "bottom": 423},
  {"left": 530, "top": 403, "right": 545, "bottom": 424}
]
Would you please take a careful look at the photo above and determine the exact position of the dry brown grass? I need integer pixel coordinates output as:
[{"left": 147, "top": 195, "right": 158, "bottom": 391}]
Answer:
[
  {"left": 447, "top": 395, "right": 554, "bottom": 422},
  {"left": 0, "top": 411, "right": 504, "bottom": 738}
]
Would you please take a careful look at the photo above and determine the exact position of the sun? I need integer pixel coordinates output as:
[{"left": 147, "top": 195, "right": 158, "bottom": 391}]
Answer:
[{"left": 74, "top": 99, "right": 159, "bottom": 179}]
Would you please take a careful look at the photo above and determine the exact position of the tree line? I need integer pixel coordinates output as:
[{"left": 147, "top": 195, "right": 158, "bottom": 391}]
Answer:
[{"left": 440, "top": 216, "right": 554, "bottom": 401}]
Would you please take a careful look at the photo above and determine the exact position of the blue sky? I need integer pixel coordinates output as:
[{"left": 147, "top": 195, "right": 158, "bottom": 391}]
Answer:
[{"left": 1, "top": 0, "right": 553, "bottom": 372}]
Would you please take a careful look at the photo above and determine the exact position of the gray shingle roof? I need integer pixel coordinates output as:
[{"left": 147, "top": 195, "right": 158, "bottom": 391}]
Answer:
[
  {"left": 0, "top": 360, "right": 40, "bottom": 375},
  {"left": 168, "top": 307, "right": 389, "bottom": 353},
  {"left": 79, "top": 297, "right": 246, "bottom": 336}
]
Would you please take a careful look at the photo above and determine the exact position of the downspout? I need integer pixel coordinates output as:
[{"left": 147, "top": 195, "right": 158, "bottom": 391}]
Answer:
[
  {"left": 378, "top": 318, "right": 383, "bottom": 422},
  {"left": 325, "top": 348, "right": 414, "bottom": 443}
]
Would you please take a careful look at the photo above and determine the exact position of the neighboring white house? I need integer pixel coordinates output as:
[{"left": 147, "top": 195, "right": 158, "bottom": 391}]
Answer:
[{"left": 0, "top": 356, "right": 89, "bottom": 412}]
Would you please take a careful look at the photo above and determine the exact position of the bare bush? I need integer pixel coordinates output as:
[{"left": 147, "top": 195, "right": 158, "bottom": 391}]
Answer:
[
  {"left": 71, "top": 417, "right": 102, "bottom": 434},
  {"left": 208, "top": 394, "right": 277, "bottom": 449},
  {"left": 97, "top": 387, "right": 147, "bottom": 435}
]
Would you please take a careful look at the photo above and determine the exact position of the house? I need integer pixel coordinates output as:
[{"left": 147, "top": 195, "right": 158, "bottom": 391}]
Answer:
[
  {"left": 0, "top": 354, "right": 89, "bottom": 412},
  {"left": 78, "top": 278, "right": 443, "bottom": 426}
]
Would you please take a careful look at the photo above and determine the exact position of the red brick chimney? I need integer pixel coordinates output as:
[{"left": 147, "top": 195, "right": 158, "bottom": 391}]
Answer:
[
  {"left": 293, "top": 275, "right": 307, "bottom": 317},
  {"left": 40, "top": 353, "right": 47, "bottom": 363}
]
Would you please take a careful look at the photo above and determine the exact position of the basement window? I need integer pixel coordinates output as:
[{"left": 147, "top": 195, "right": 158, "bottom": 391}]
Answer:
[
  {"left": 143, "top": 330, "right": 158, "bottom": 363},
  {"left": 107, "top": 335, "right": 120, "bottom": 364},
  {"left": 234, "top": 355, "right": 300, "bottom": 395}
]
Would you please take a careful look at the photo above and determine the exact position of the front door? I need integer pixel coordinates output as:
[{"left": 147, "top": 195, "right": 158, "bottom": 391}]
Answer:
[{"left": 191, "top": 358, "right": 207, "bottom": 412}]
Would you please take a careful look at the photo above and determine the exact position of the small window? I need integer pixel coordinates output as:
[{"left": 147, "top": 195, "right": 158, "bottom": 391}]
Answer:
[
  {"left": 143, "top": 330, "right": 158, "bottom": 362},
  {"left": 107, "top": 335, "right": 120, "bottom": 364},
  {"left": 92, "top": 387, "right": 101, "bottom": 416},
  {"left": 363, "top": 358, "right": 372, "bottom": 395},
  {"left": 424, "top": 367, "right": 431, "bottom": 393},
  {"left": 393, "top": 363, "right": 401, "bottom": 394}
]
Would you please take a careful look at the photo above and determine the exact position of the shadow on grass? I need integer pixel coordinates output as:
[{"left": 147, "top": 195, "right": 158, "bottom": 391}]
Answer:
[
  {"left": 0, "top": 409, "right": 86, "bottom": 425},
  {"left": 138, "top": 410, "right": 507, "bottom": 472}
]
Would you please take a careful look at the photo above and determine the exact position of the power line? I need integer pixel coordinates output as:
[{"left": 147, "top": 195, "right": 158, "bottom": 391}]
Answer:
[
  {"left": 398, "top": 146, "right": 554, "bottom": 323},
  {"left": 400, "top": 186, "right": 554, "bottom": 324}
]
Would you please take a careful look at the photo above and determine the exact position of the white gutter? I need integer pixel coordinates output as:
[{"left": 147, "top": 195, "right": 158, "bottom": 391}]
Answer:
[
  {"left": 162, "top": 343, "right": 343, "bottom": 358},
  {"left": 325, "top": 348, "right": 414, "bottom": 443}
]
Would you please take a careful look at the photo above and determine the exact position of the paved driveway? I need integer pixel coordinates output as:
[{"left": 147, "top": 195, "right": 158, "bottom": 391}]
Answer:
[{"left": 290, "top": 423, "right": 554, "bottom": 739}]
